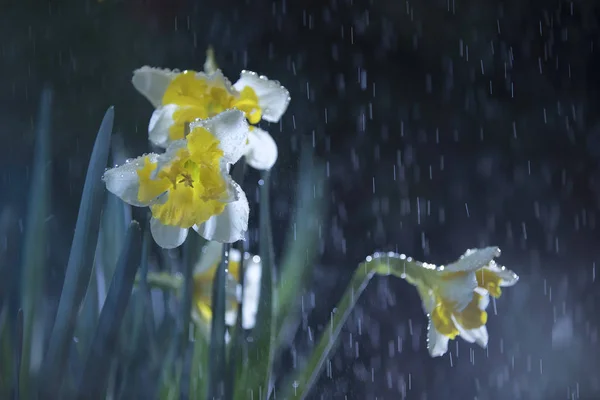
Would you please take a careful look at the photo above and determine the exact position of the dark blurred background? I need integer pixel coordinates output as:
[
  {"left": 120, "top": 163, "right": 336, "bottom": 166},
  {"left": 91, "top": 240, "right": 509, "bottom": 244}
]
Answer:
[{"left": 2, "top": 0, "right": 600, "bottom": 398}]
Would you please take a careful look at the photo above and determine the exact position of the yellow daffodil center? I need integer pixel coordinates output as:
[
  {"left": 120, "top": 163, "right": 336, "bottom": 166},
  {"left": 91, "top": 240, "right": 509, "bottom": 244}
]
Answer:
[
  {"left": 136, "top": 126, "right": 228, "bottom": 228},
  {"left": 192, "top": 257, "right": 241, "bottom": 321},
  {"left": 162, "top": 71, "right": 262, "bottom": 141},
  {"left": 475, "top": 268, "right": 503, "bottom": 297},
  {"left": 431, "top": 292, "right": 488, "bottom": 339}
]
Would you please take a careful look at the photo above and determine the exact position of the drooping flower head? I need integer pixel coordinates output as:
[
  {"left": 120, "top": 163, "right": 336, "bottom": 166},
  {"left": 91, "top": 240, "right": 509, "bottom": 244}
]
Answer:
[
  {"left": 131, "top": 60, "right": 290, "bottom": 170},
  {"left": 103, "top": 109, "right": 250, "bottom": 248},
  {"left": 192, "top": 241, "right": 262, "bottom": 330},
  {"left": 402, "top": 247, "right": 518, "bottom": 357}
]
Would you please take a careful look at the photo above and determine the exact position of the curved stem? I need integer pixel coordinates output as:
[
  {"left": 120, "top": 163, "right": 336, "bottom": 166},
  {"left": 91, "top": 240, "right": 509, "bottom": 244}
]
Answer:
[{"left": 280, "top": 253, "right": 424, "bottom": 400}]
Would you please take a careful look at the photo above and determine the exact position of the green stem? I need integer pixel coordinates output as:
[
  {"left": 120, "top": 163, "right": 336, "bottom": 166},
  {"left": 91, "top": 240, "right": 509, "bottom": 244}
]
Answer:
[
  {"left": 281, "top": 252, "right": 425, "bottom": 400},
  {"left": 139, "top": 272, "right": 183, "bottom": 292}
]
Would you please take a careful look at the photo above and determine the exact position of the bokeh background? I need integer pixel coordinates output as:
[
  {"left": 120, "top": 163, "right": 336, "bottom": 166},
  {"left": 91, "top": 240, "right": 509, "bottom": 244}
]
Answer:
[{"left": 2, "top": 0, "right": 600, "bottom": 398}]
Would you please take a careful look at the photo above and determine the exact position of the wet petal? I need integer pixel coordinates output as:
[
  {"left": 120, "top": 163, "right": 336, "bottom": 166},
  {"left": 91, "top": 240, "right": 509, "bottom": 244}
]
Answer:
[
  {"left": 486, "top": 262, "right": 519, "bottom": 287},
  {"left": 427, "top": 320, "right": 450, "bottom": 357},
  {"left": 438, "top": 272, "right": 478, "bottom": 312},
  {"left": 103, "top": 154, "right": 159, "bottom": 207},
  {"left": 242, "top": 255, "right": 262, "bottom": 329},
  {"left": 132, "top": 66, "right": 178, "bottom": 108},
  {"left": 233, "top": 70, "right": 290, "bottom": 123},
  {"left": 193, "top": 182, "right": 249, "bottom": 243},
  {"left": 195, "top": 241, "right": 224, "bottom": 275},
  {"left": 150, "top": 218, "right": 189, "bottom": 249},
  {"left": 148, "top": 104, "right": 178, "bottom": 148},
  {"left": 245, "top": 128, "right": 278, "bottom": 170},
  {"left": 189, "top": 109, "right": 249, "bottom": 165},
  {"left": 444, "top": 247, "right": 501, "bottom": 273}
]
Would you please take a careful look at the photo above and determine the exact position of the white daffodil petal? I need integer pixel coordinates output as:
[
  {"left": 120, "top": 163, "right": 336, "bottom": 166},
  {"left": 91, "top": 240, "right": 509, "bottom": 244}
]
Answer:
[
  {"left": 438, "top": 273, "right": 478, "bottom": 312},
  {"left": 152, "top": 139, "right": 188, "bottom": 179},
  {"left": 242, "top": 255, "right": 262, "bottom": 329},
  {"left": 103, "top": 154, "right": 159, "bottom": 207},
  {"left": 486, "top": 262, "right": 519, "bottom": 287},
  {"left": 193, "top": 182, "right": 249, "bottom": 243},
  {"left": 245, "top": 128, "right": 278, "bottom": 170},
  {"left": 427, "top": 320, "right": 450, "bottom": 357},
  {"left": 470, "top": 326, "right": 489, "bottom": 348},
  {"left": 450, "top": 315, "right": 476, "bottom": 343},
  {"left": 148, "top": 104, "right": 183, "bottom": 148},
  {"left": 132, "top": 66, "right": 178, "bottom": 108},
  {"left": 194, "top": 241, "right": 224, "bottom": 275},
  {"left": 190, "top": 109, "right": 249, "bottom": 165},
  {"left": 150, "top": 218, "right": 189, "bottom": 249},
  {"left": 233, "top": 70, "right": 291, "bottom": 122},
  {"left": 444, "top": 247, "right": 501, "bottom": 273},
  {"left": 475, "top": 288, "right": 490, "bottom": 310},
  {"left": 199, "top": 69, "right": 236, "bottom": 94}
]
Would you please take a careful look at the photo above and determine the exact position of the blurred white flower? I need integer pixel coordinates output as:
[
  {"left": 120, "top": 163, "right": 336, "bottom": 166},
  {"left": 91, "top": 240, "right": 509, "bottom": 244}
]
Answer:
[{"left": 192, "top": 241, "right": 262, "bottom": 330}]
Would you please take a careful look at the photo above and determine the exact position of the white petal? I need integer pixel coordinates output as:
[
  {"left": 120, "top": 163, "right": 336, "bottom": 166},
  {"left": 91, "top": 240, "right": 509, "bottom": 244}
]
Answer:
[
  {"left": 427, "top": 320, "right": 450, "bottom": 357},
  {"left": 132, "top": 66, "right": 179, "bottom": 108},
  {"left": 225, "top": 310, "right": 238, "bottom": 326},
  {"left": 150, "top": 218, "right": 189, "bottom": 249},
  {"left": 148, "top": 104, "right": 179, "bottom": 148},
  {"left": 485, "top": 261, "right": 519, "bottom": 287},
  {"left": 233, "top": 70, "right": 291, "bottom": 122},
  {"left": 189, "top": 109, "right": 249, "bottom": 165},
  {"left": 444, "top": 247, "right": 501, "bottom": 273},
  {"left": 152, "top": 139, "right": 188, "bottom": 179},
  {"left": 194, "top": 241, "right": 224, "bottom": 275},
  {"left": 475, "top": 288, "right": 490, "bottom": 310},
  {"left": 242, "top": 255, "right": 262, "bottom": 329},
  {"left": 103, "top": 154, "right": 159, "bottom": 206},
  {"left": 193, "top": 182, "right": 249, "bottom": 243},
  {"left": 450, "top": 315, "right": 476, "bottom": 343},
  {"left": 245, "top": 128, "right": 278, "bottom": 170},
  {"left": 470, "top": 326, "right": 489, "bottom": 348},
  {"left": 197, "top": 69, "right": 236, "bottom": 94},
  {"left": 438, "top": 273, "right": 478, "bottom": 312}
]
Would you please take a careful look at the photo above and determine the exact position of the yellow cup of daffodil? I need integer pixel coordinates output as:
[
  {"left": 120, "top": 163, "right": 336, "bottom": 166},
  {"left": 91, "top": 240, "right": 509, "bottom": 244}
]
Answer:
[{"left": 103, "top": 109, "right": 250, "bottom": 248}]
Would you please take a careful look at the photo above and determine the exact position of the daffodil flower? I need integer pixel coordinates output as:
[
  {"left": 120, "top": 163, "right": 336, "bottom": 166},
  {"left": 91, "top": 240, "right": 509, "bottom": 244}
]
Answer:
[
  {"left": 401, "top": 247, "right": 518, "bottom": 357},
  {"left": 103, "top": 109, "right": 250, "bottom": 248},
  {"left": 192, "top": 241, "right": 262, "bottom": 330},
  {"left": 131, "top": 62, "right": 290, "bottom": 170}
]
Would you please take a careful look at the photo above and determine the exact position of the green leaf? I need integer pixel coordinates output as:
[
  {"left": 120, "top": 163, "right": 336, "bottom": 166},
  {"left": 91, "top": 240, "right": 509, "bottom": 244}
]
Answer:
[
  {"left": 189, "top": 320, "right": 209, "bottom": 399},
  {"left": 235, "top": 170, "right": 276, "bottom": 400},
  {"left": 178, "top": 232, "right": 205, "bottom": 398},
  {"left": 280, "top": 262, "right": 378, "bottom": 400},
  {"left": 207, "top": 243, "right": 230, "bottom": 399},
  {"left": 76, "top": 221, "right": 142, "bottom": 398},
  {"left": 19, "top": 86, "right": 53, "bottom": 398},
  {"left": 40, "top": 106, "right": 114, "bottom": 396},
  {"left": 275, "top": 140, "right": 326, "bottom": 349},
  {"left": 0, "top": 306, "right": 13, "bottom": 398}
]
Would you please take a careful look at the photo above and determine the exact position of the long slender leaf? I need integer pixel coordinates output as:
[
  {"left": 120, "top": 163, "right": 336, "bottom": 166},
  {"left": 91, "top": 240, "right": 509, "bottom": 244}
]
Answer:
[
  {"left": 225, "top": 159, "right": 247, "bottom": 400},
  {"left": 274, "top": 141, "right": 326, "bottom": 349},
  {"left": 19, "top": 86, "right": 52, "bottom": 398},
  {"left": 189, "top": 321, "right": 209, "bottom": 399},
  {"left": 207, "top": 243, "right": 230, "bottom": 399},
  {"left": 0, "top": 306, "right": 12, "bottom": 398},
  {"left": 41, "top": 106, "right": 114, "bottom": 395},
  {"left": 235, "top": 170, "right": 275, "bottom": 400},
  {"left": 179, "top": 232, "right": 204, "bottom": 399},
  {"left": 76, "top": 221, "right": 142, "bottom": 398},
  {"left": 280, "top": 262, "right": 378, "bottom": 400}
]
